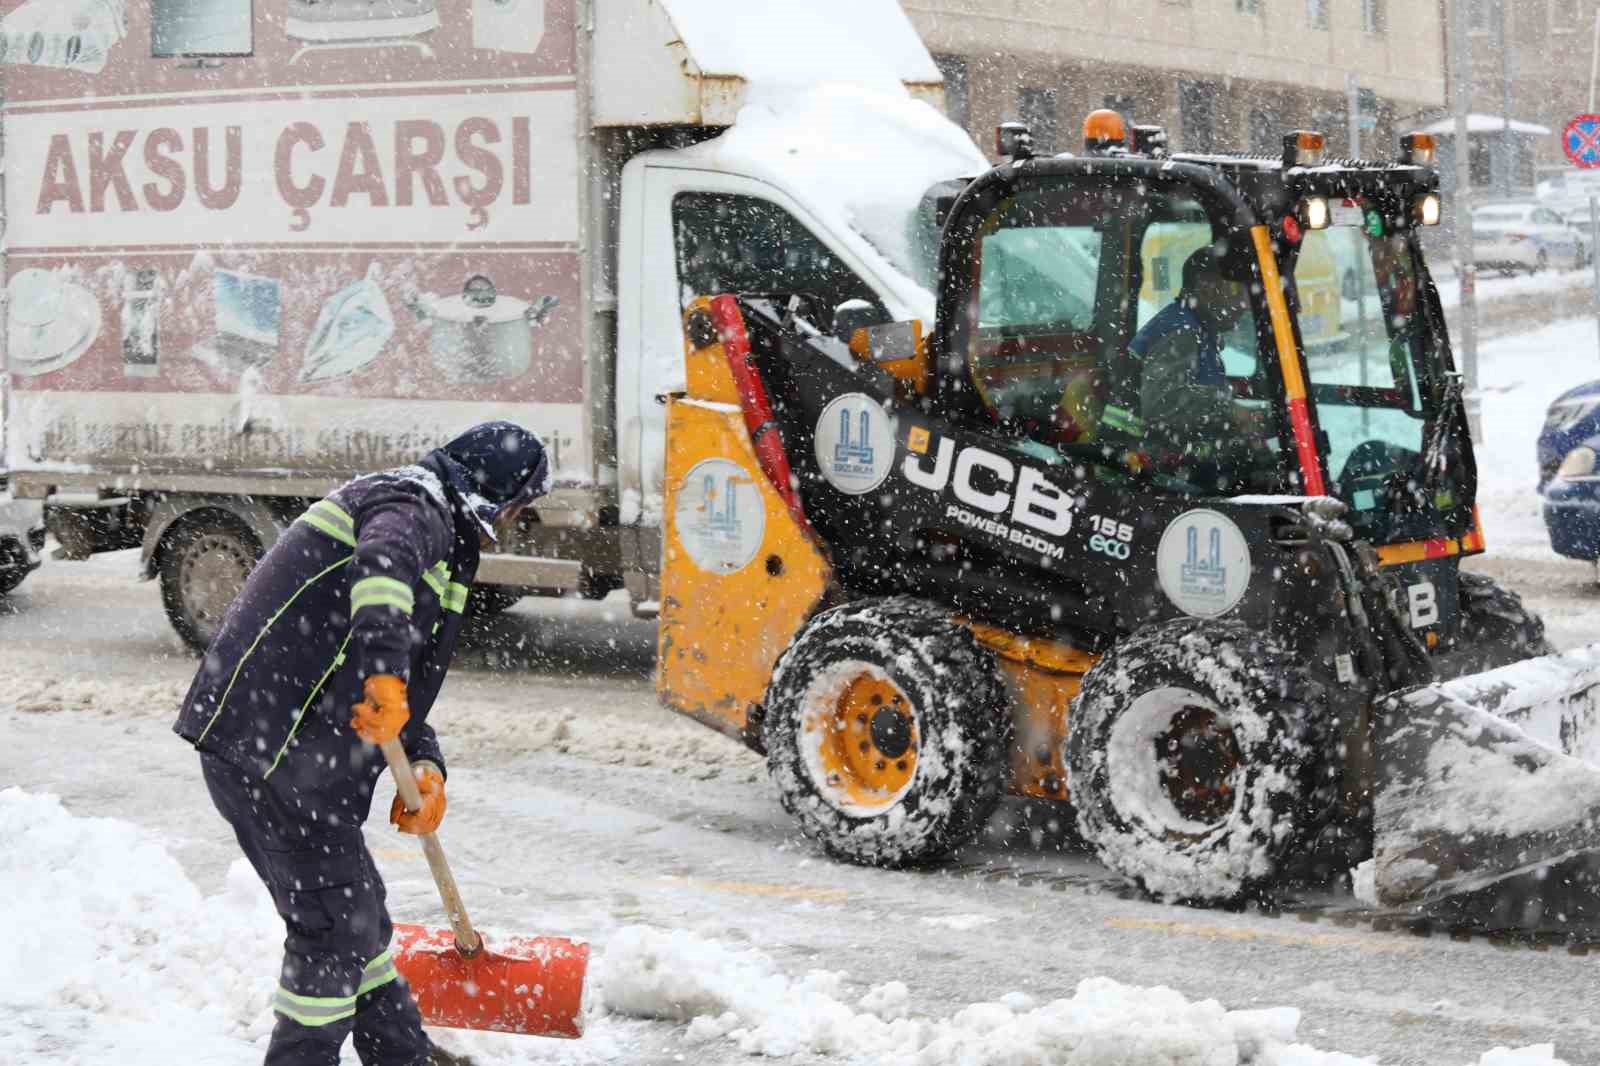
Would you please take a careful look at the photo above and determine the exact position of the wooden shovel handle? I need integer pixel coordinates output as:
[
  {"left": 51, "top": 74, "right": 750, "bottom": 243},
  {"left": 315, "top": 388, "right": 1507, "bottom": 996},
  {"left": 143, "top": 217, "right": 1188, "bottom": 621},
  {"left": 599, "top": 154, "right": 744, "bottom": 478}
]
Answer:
[{"left": 380, "top": 738, "right": 483, "bottom": 957}]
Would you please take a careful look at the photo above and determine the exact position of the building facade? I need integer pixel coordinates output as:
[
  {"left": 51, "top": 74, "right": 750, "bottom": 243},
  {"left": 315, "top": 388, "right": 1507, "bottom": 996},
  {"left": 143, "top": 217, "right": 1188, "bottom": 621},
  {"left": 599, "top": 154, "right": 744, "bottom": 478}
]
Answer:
[
  {"left": 1455, "top": 0, "right": 1597, "bottom": 191},
  {"left": 903, "top": 0, "right": 1447, "bottom": 162}
]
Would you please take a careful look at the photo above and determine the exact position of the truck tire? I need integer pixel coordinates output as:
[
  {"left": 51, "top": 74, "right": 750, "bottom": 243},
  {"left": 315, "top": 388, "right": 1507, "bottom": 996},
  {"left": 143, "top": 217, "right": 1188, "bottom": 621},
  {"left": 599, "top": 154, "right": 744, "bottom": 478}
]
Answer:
[
  {"left": 466, "top": 585, "right": 524, "bottom": 618},
  {"left": 1445, "top": 572, "right": 1553, "bottom": 677},
  {"left": 0, "top": 542, "right": 30, "bottom": 596},
  {"left": 159, "top": 513, "right": 262, "bottom": 652},
  {"left": 1066, "top": 619, "right": 1334, "bottom": 903},
  {"left": 764, "top": 598, "right": 1011, "bottom": 868}
]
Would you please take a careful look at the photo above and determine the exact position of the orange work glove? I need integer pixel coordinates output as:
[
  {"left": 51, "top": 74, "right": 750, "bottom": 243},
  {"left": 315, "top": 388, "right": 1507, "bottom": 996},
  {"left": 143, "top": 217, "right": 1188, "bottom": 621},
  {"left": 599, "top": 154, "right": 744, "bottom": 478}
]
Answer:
[
  {"left": 350, "top": 674, "right": 410, "bottom": 745},
  {"left": 391, "top": 762, "right": 447, "bottom": 835}
]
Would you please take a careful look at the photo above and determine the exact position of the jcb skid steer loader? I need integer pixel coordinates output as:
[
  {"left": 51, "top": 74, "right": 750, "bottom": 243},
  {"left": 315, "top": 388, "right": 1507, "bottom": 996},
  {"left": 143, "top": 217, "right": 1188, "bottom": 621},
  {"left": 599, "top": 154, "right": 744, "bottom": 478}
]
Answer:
[{"left": 654, "top": 113, "right": 1600, "bottom": 938}]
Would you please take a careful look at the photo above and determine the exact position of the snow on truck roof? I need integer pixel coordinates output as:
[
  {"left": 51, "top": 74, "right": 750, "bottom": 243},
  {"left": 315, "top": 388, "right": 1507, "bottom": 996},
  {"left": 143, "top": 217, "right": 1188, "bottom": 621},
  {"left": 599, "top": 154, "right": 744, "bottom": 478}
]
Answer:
[
  {"left": 594, "top": 0, "right": 945, "bottom": 126},
  {"left": 658, "top": 0, "right": 939, "bottom": 89}
]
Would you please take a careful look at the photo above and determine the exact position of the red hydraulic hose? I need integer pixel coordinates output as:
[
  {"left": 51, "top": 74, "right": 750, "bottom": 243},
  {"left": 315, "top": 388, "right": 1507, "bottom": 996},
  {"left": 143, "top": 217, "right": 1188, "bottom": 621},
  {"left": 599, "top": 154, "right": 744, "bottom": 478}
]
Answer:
[{"left": 706, "top": 295, "right": 810, "bottom": 531}]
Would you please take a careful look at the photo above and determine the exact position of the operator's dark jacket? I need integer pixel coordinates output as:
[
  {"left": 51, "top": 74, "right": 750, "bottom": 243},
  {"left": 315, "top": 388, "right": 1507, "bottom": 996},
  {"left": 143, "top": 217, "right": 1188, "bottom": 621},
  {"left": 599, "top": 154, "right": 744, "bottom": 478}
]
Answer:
[{"left": 174, "top": 428, "right": 548, "bottom": 818}]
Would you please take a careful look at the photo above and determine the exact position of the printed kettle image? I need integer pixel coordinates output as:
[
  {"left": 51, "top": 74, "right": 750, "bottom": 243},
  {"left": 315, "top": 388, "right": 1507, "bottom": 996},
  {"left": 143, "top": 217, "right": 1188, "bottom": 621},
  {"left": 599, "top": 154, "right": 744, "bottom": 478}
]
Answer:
[
  {"left": 406, "top": 275, "right": 558, "bottom": 385},
  {"left": 472, "top": 0, "right": 544, "bottom": 55},
  {"left": 285, "top": 0, "right": 440, "bottom": 62}
]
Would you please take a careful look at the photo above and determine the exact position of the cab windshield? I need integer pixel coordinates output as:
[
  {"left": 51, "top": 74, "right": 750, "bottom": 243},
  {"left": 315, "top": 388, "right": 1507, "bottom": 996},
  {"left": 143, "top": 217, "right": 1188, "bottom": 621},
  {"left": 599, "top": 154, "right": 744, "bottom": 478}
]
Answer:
[
  {"left": 959, "top": 176, "right": 1289, "bottom": 495},
  {"left": 1291, "top": 216, "right": 1468, "bottom": 539}
]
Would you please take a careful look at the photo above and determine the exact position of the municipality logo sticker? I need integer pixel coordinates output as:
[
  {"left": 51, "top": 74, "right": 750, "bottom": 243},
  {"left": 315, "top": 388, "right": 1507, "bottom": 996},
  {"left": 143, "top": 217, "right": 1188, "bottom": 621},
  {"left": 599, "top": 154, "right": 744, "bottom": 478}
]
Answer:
[
  {"left": 675, "top": 458, "right": 765, "bottom": 574},
  {"left": 815, "top": 393, "right": 896, "bottom": 495},
  {"left": 1156, "top": 509, "right": 1251, "bottom": 618}
]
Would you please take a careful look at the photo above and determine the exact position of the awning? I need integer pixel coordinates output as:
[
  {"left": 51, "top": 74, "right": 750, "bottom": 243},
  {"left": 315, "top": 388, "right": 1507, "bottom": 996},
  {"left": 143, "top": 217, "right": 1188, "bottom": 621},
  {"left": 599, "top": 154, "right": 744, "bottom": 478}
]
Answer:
[{"left": 1421, "top": 113, "right": 1553, "bottom": 136}]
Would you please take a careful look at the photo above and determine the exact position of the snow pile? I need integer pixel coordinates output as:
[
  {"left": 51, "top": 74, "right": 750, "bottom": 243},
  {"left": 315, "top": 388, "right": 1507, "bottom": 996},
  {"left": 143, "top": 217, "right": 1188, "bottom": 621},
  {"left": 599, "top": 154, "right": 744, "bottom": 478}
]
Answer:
[
  {"left": 595, "top": 924, "right": 1372, "bottom": 1064},
  {"left": 0, "top": 788, "right": 282, "bottom": 1061}
]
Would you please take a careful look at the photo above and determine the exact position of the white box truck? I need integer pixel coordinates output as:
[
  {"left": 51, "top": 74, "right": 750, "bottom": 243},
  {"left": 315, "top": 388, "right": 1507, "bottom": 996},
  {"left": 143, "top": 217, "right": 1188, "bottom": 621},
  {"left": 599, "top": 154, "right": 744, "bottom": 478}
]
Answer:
[{"left": 0, "top": 0, "right": 984, "bottom": 647}]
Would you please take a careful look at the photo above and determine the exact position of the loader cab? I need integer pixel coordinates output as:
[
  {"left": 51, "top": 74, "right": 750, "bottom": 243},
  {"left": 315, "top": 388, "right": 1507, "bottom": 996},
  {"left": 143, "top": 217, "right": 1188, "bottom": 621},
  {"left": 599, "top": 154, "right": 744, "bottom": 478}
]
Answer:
[
  {"left": 930, "top": 146, "right": 1296, "bottom": 498},
  {"left": 925, "top": 116, "right": 1476, "bottom": 548}
]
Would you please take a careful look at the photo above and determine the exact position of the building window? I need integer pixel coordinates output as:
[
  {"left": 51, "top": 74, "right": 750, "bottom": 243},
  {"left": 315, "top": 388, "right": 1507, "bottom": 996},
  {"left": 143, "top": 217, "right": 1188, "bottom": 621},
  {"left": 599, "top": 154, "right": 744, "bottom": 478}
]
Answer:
[
  {"left": 1019, "top": 88, "right": 1060, "bottom": 154},
  {"left": 1104, "top": 93, "right": 1139, "bottom": 128},
  {"left": 1306, "top": 0, "right": 1329, "bottom": 29},
  {"left": 1249, "top": 108, "right": 1281, "bottom": 154},
  {"left": 1362, "top": 0, "right": 1385, "bottom": 33},
  {"left": 1551, "top": 0, "right": 1581, "bottom": 32},
  {"left": 934, "top": 54, "right": 971, "bottom": 131},
  {"left": 1236, "top": 0, "right": 1260, "bottom": 14},
  {"left": 1179, "top": 81, "right": 1219, "bottom": 153}
]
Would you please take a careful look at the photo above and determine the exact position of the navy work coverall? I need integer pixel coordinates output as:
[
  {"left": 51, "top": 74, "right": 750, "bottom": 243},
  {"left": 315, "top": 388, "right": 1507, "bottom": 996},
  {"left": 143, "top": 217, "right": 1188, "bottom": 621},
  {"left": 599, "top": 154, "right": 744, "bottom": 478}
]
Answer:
[{"left": 174, "top": 423, "right": 547, "bottom": 1066}]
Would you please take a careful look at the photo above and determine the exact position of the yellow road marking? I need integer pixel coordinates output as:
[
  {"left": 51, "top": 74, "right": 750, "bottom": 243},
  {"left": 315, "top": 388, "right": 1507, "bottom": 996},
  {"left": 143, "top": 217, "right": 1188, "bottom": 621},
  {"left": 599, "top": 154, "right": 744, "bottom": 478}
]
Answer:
[
  {"left": 1106, "top": 914, "right": 1422, "bottom": 955},
  {"left": 648, "top": 876, "right": 851, "bottom": 904}
]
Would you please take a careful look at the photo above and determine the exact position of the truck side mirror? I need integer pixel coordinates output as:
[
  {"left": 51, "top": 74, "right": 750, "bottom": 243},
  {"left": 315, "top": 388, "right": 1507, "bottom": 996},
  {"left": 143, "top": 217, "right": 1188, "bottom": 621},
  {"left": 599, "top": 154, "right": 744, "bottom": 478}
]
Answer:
[{"left": 833, "top": 298, "right": 887, "bottom": 341}]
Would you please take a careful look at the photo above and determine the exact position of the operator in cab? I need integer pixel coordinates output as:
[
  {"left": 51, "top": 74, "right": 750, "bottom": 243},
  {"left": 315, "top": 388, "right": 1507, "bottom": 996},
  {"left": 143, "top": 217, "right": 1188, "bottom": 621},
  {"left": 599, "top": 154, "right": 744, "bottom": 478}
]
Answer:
[{"left": 1127, "top": 246, "right": 1270, "bottom": 483}]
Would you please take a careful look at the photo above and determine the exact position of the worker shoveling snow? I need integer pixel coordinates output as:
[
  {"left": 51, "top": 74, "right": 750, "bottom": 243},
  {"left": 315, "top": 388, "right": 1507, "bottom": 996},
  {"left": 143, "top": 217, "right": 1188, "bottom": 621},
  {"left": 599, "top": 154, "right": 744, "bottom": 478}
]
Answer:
[{"left": 0, "top": 787, "right": 1576, "bottom": 1066}]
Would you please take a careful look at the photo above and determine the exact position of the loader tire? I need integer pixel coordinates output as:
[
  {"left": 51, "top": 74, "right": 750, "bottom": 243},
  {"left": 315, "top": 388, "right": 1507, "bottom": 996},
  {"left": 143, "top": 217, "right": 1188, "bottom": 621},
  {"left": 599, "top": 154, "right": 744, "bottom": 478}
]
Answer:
[
  {"left": 1445, "top": 572, "right": 1554, "bottom": 678},
  {"left": 1066, "top": 619, "right": 1335, "bottom": 904},
  {"left": 764, "top": 598, "right": 1011, "bottom": 868}
]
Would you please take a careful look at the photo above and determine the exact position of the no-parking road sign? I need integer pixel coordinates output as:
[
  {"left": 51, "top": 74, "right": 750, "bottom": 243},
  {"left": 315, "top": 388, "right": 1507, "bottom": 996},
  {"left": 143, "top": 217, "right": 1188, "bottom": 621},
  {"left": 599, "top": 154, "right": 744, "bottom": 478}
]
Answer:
[{"left": 1564, "top": 115, "right": 1600, "bottom": 168}]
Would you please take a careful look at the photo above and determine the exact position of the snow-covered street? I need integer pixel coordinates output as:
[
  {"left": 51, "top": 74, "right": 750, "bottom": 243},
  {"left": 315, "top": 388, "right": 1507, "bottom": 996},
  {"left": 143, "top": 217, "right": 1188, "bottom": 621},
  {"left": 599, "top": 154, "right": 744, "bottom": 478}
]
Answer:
[{"left": 5, "top": 313, "right": 1600, "bottom": 1065}]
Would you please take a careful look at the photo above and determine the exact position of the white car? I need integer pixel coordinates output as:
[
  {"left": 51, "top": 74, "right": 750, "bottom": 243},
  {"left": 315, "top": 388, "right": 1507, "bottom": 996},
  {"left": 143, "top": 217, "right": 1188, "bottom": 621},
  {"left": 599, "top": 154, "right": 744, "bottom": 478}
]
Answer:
[
  {"left": 1472, "top": 203, "right": 1585, "bottom": 275},
  {"left": 1559, "top": 206, "right": 1597, "bottom": 267}
]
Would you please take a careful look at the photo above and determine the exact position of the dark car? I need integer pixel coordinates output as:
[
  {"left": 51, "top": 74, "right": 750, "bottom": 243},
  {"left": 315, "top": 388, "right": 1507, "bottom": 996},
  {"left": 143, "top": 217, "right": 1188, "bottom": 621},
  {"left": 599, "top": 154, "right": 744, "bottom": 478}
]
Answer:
[
  {"left": 0, "top": 475, "right": 46, "bottom": 596},
  {"left": 1539, "top": 380, "right": 1600, "bottom": 575}
]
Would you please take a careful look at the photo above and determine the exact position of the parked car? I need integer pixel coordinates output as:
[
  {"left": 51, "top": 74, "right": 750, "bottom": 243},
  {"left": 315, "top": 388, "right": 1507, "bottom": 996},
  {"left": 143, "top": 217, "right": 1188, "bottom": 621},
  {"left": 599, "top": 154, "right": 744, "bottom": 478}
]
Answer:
[
  {"left": 0, "top": 476, "right": 46, "bottom": 595},
  {"left": 1559, "top": 205, "right": 1596, "bottom": 267},
  {"left": 1538, "top": 380, "right": 1600, "bottom": 577},
  {"left": 1472, "top": 202, "right": 1585, "bottom": 275}
]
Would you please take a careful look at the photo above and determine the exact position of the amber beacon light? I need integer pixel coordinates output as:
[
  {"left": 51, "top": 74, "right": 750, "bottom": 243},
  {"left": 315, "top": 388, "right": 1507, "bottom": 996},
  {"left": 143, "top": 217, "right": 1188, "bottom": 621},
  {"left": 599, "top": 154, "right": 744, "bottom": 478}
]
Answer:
[{"left": 1083, "top": 109, "right": 1127, "bottom": 151}]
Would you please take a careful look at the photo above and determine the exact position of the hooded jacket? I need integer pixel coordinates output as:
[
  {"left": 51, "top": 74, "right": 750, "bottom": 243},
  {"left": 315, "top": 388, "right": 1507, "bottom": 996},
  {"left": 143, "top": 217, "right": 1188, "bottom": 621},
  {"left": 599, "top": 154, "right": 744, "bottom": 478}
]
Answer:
[{"left": 173, "top": 423, "right": 548, "bottom": 817}]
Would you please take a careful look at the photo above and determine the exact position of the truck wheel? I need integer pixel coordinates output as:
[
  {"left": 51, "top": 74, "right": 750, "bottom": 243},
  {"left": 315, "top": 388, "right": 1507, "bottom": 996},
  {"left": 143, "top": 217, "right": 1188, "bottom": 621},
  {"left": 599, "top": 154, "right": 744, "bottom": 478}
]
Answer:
[
  {"left": 764, "top": 598, "right": 1011, "bottom": 868},
  {"left": 1066, "top": 619, "right": 1334, "bottom": 903},
  {"left": 159, "top": 514, "right": 262, "bottom": 652},
  {"left": 0, "top": 542, "right": 30, "bottom": 596},
  {"left": 1446, "top": 572, "right": 1553, "bottom": 677},
  {"left": 466, "top": 585, "right": 524, "bottom": 618}
]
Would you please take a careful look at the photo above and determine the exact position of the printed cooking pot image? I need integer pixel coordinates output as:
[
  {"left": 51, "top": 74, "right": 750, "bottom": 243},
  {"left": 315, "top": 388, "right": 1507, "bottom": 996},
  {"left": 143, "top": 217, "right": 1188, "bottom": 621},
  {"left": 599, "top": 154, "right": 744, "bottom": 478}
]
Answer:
[{"left": 407, "top": 275, "right": 559, "bottom": 385}]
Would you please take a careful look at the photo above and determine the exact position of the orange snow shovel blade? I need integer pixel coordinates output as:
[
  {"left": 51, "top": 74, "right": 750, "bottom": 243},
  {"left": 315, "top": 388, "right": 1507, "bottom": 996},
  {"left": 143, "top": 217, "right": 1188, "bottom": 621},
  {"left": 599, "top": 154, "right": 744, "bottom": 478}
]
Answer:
[
  {"left": 393, "top": 923, "right": 589, "bottom": 1038},
  {"left": 380, "top": 738, "right": 589, "bottom": 1038}
]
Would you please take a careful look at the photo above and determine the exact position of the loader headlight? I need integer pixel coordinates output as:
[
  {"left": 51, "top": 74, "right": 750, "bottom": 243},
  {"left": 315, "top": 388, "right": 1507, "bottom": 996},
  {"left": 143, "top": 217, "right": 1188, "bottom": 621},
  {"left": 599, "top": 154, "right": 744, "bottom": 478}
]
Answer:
[
  {"left": 1413, "top": 193, "right": 1441, "bottom": 227},
  {"left": 1557, "top": 446, "right": 1597, "bottom": 479},
  {"left": 1302, "top": 196, "right": 1331, "bottom": 231}
]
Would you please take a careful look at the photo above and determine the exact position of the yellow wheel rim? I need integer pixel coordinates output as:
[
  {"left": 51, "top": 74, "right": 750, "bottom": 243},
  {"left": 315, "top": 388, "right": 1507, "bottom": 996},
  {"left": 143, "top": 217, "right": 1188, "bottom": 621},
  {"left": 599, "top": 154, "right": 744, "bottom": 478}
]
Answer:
[{"left": 805, "top": 670, "right": 918, "bottom": 811}]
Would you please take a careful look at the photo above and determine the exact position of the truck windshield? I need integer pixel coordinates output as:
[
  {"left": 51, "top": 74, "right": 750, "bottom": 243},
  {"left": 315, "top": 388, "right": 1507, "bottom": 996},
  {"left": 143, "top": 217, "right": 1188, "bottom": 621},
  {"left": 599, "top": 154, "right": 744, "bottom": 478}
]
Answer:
[
  {"left": 1292, "top": 221, "right": 1469, "bottom": 539},
  {"left": 957, "top": 176, "right": 1289, "bottom": 496}
]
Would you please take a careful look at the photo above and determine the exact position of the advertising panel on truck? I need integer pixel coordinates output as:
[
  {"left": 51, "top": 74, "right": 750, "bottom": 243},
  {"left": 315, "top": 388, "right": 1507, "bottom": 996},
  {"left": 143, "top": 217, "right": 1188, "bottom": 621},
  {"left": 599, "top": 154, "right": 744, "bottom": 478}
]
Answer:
[{"left": 2, "top": 0, "right": 589, "bottom": 484}]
